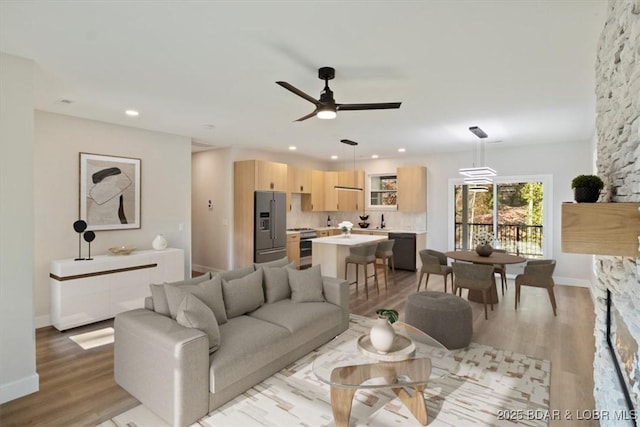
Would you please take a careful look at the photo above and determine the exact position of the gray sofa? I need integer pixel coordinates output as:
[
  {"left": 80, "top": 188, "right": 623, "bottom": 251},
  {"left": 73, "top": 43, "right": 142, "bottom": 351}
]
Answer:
[{"left": 114, "top": 259, "right": 349, "bottom": 427}]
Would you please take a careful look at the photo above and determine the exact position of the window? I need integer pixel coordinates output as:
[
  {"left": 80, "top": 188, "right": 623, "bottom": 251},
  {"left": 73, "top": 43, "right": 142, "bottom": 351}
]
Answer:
[
  {"left": 368, "top": 174, "right": 397, "bottom": 208},
  {"left": 449, "top": 175, "right": 552, "bottom": 258}
]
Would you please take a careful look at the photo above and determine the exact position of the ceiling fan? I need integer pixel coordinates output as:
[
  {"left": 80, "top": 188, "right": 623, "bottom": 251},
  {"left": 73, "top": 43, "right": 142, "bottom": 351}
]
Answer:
[{"left": 276, "top": 66, "right": 402, "bottom": 121}]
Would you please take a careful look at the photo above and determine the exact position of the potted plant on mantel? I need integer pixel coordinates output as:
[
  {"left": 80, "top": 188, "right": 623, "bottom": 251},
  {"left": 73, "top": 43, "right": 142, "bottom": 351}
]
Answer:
[{"left": 571, "top": 174, "right": 604, "bottom": 203}]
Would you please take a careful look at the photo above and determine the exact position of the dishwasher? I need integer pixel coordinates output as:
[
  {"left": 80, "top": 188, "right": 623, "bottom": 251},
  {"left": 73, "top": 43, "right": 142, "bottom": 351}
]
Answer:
[{"left": 388, "top": 232, "right": 417, "bottom": 271}]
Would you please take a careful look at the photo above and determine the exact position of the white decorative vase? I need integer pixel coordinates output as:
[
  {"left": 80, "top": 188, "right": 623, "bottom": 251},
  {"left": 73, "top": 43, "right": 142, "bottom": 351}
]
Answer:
[
  {"left": 369, "top": 316, "right": 396, "bottom": 354},
  {"left": 152, "top": 234, "right": 168, "bottom": 250}
]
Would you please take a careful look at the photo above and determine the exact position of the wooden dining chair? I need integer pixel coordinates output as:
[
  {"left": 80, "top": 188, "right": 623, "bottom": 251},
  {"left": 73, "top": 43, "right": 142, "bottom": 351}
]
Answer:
[
  {"left": 452, "top": 262, "right": 495, "bottom": 319},
  {"left": 515, "top": 259, "right": 557, "bottom": 316},
  {"left": 417, "top": 249, "right": 453, "bottom": 293}
]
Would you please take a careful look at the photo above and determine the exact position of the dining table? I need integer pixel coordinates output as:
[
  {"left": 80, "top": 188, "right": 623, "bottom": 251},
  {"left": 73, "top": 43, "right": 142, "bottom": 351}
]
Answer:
[{"left": 444, "top": 250, "right": 527, "bottom": 304}]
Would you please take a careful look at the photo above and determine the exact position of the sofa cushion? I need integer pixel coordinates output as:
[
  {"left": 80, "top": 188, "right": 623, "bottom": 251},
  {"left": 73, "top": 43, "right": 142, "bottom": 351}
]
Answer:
[
  {"left": 288, "top": 264, "right": 325, "bottom": 303},
  {"left": 261, "top": 262, "right": 296, "bottom": 304},
  {"left": 249, "top": 299, "right": 343, "bottom": 334},
  {"left": 149, "top": 272, "right": 212, "bottom": 317},
  {"left": 176, "top": 294, "right": 220, "bottom": 353},
  {"left": 164, "top": 273, "right": 228, "bottom": 324},
  {"left": 219, "top": 265, "right": 255, "bottom": 282},
  {"left": 210, "top": 316, "right": 290, "bottom": 392},
  {"left": 254, "top": 256, "right": 289, "bottom": 269},
  {"left": 222, "top": 269, "right": 264, "bottom": 318}
]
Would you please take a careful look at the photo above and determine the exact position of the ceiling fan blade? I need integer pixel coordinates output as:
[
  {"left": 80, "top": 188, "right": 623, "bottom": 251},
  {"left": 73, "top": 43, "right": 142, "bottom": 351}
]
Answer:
[
  {"left": 295, "top": 110, "right": 319, "bottom": 122},
  {"left": 276, "top": 81, "right": 319, "bottom": 105},
  {"left": 337, "top": 102, "right": 402, "bottom": 111}
]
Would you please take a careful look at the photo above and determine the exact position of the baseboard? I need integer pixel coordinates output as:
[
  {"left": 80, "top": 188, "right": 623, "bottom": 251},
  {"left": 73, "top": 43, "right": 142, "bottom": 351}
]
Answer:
[
  {"left": 0, "top": 373, "right": 39, "bottom": 404},
  {"left": 553, "top": 276, "right": 591, "bottom": 287},
  {"left": 35, "top": 314, "right": 51, "bottom": 329}
]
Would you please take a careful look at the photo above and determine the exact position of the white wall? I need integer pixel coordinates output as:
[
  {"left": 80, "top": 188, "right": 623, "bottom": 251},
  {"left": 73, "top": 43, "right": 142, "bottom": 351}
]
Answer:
[
  {"left": 0, "top": 53, "right": 38, "bottom": 403},
  {"left": 33, "top": 111, "right": 192, "bottom": 327}
]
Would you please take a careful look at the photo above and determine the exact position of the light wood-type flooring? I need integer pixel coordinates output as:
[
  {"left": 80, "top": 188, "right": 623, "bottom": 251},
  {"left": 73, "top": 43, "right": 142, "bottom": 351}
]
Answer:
[{"left": 0, "top": 268, "right": 597, "bottom": 427}]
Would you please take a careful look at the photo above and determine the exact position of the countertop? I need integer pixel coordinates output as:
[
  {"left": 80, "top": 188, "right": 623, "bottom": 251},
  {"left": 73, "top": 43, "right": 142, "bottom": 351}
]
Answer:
[
  {"left": 310, "top": 234, "right": 387, "bottom": 246},
  {"left": 314, "top": 226, "right": 426, "bottom": 235}
]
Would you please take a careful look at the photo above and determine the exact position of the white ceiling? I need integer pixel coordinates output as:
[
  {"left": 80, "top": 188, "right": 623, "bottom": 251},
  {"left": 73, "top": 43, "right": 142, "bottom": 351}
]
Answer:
[{"left": 0, "top": 1, "right": 606, "bottom": 160}]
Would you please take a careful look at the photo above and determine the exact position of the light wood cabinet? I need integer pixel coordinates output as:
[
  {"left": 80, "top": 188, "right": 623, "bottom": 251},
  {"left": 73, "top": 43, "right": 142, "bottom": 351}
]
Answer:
[
  {"left": 255, "top": 160, "right": 288, "bottom": 191},
  {"left": 286, "top": 233, "right": 300, "bottom": 268},
  {"left": 337, "top": 170, "right": 365, "bottom": 212},
  {"left": 397, "top": 165, "right": 426, "bottom": 212},
  {"left": 316, "top": 229, "right": 330, "bottom": 237},
  {"left": 325, "top": 171, "right": 340, "bottom": 211},
  {"left": 561, "top": 202, "right": 640, "bottom": 257},
  {"left": 302, "top": 170, "right": 327, "bottom": 211},
  {"left": 288, "top": 166, "right": 312, "bottom": 193},
  {"left": 234, "top": 160, "right": 288, "bottom": 266}
]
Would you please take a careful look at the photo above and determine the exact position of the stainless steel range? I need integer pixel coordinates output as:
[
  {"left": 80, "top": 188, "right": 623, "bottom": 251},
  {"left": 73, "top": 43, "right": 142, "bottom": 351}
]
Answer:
[{"left": 287, "top": 228, "right": 317, "bottom": 269}]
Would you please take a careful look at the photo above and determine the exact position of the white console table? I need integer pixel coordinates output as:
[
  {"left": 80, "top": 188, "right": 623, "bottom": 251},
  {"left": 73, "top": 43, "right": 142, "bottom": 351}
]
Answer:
[{"left": 50, "top": 248, "right": 184, "bottom": 330}]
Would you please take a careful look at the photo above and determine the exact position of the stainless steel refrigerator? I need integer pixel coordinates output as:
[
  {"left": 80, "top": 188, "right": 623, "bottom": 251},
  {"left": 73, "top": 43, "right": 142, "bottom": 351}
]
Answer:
[{"left": 254, "top": 191, "right": 287, "bottom": 263}]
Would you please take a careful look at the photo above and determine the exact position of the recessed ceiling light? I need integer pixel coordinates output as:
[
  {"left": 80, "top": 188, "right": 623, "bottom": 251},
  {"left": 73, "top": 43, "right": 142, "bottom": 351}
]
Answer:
[
  {"left": 331, "top": 155, "right": 338, "bottom": 160},
  {"left": 125, "top": 110, "right": 139, "bottom": 117},
  {"left": 288, "top": 146, "right": 296, "bottom": 151},
  {"left": 371, "top": 154, "right": 379, "bottom": 159},
  {"left": 398, "top": 148, "right": 406, "bottom": 153}
]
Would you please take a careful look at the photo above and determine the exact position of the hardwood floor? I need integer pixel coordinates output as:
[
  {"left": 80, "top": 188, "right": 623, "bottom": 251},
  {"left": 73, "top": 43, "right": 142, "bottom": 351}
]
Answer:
[{"left": 0, "top": 268, "right": 597, "bottom": 427}]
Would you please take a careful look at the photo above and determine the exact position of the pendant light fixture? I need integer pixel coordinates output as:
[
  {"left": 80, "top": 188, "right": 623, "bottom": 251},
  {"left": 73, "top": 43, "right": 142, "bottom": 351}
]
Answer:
[
  {"left": 459, "top": 126, "right": 497, "bottom": 183},
  {"left": 334, "top": 139, "right": 363, "bottom": 192}
]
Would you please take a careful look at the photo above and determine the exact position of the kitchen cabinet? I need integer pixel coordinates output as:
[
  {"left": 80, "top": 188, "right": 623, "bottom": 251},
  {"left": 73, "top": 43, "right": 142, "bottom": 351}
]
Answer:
[
  {"left": 325, "top": 171, "right": 340, "bottom": 211},
  {"left": 234, "top": 160, "right": 288, "bottom": 266},
  {"left": 286, "top": 232, "right": 300, "bottom": 269},
  {"left": 254, "top": 160, "right": 288, "bottom": 191},
  {"left": 397, "top": 165, "right": 426, "bottom": 212},
  {"left": 561, "top": 202, "right": 640, "bottom": 257},
  {"left": 337, "top": 170, "right": 365, "bottom": 212},
  {"left": 288, "top": 166, "right": 312, "bottom": 193},
  {"left": 316, "top": 229, "right": 331, "bottom": 237},
  {"left": 302, "top": 170, "right": 328, "bottom": 211}
]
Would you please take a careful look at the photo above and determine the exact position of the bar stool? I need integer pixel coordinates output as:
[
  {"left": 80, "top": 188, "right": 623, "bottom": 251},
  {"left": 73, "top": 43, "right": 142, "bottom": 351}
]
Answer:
[
  {"left": 344, "top": 244, "right": 379, "bottom": 299},
  {"left": 375, "top": 239, "right": 396, "bottom": 289}
]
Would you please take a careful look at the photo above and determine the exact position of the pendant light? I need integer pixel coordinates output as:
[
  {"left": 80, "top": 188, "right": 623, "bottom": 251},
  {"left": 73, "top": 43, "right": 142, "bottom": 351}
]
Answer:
[
  {"left": 334, "top": 139, "right": 363, "bottom": 192},
  {"left": 459, "top": 126, "right": 497, "bottom": 182}
]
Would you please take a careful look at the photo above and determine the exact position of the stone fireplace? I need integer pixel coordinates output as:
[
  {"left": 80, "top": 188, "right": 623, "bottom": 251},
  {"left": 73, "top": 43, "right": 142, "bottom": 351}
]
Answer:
[{"left": 593, "top": 1, "right": 640, "bottom": 425}]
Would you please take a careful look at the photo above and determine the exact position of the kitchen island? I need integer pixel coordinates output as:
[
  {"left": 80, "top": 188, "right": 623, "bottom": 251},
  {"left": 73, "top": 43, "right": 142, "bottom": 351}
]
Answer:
[{"left": 311, "top": 234, "right": 387, "bottom": 281}]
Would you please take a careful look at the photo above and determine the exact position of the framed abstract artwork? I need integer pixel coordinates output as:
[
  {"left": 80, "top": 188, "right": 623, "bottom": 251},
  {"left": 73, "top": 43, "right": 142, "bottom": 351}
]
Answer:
[{"left": 79, "top": 153, "right": 141, "bottom": 231}]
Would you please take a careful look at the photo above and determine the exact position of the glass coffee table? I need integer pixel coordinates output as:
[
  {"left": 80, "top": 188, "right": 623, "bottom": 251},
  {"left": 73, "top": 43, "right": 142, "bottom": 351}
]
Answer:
[{"left": 312, "top": 322, "right": 458, "bottom": 427}]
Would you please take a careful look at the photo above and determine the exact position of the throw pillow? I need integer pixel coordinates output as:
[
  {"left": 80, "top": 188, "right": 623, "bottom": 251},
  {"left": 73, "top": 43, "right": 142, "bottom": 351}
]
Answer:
[
  {"left": 222, "top": 269, "right": 264, "bottom": 318},
  {"left": 164, "top": 273, "right": 228, "bottom": 324},
  {"left": 254, "top": 256, "right": 289, "bottom": 269},
  {"left": 219, "top": 265, "right": 255, "bottom": 282},
  {"left": 288, "top": 264, "right": 325, "bottom": 303},
  {"left": 176, "top": 293, "right": 220, "bottom": 353},
  {"left": 149, "top": 272, "right": 212, "bottom": 317},
  {"left": 262, "top": 265, "right": 291, "bottom": 304}
]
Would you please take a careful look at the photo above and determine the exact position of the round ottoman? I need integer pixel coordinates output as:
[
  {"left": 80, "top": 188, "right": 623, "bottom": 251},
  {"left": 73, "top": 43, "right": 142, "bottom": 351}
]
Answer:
[{"left": 404, "top": 291, "right": 472, "bottom": 349}]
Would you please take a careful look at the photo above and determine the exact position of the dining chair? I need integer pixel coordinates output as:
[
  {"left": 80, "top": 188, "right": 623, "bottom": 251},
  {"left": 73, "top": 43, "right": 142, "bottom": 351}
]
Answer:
[
  {"left": 344, "top": 243, "right": 379, "bottom": 299},
  {"left": 492, "top": 249, "right": 508, "bottom": 295},
  {"left": 375, "top": 239, "right": 396, "bottom": 289},
  {"left": 452, "top": 262, "right": 495, "bottom": 319},
  {"left": 515, "top": 259, "right": 557, "bottom": 316},
  {"left": 417, "top": 249, "right": 453, "bottom": 293}
]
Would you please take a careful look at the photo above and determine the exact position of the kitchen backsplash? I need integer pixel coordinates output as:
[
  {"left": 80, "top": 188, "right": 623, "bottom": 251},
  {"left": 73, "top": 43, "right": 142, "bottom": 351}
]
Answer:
[{"left": 286, "top": 193, "right": 427, "bottom": 230}]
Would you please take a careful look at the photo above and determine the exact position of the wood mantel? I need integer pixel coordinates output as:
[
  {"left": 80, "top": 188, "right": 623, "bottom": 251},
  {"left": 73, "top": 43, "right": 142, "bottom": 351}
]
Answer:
[{"left": 561, "top": 202, "right": 640, "bottom": 257}]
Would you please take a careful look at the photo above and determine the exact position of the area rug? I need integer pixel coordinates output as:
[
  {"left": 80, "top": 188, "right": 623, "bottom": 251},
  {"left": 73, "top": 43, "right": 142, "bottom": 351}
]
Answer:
[
  {"left": 69, "top": 327, "right": 114, "bottom": 350},
  {"left": 102, "top": 315, "right": 550, "bottom": 426}
]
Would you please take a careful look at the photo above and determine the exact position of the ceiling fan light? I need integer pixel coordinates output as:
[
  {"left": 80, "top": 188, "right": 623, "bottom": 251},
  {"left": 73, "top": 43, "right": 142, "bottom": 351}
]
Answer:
[{"left": 317, "top": 108, "right": 337, "bottom": 120}]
